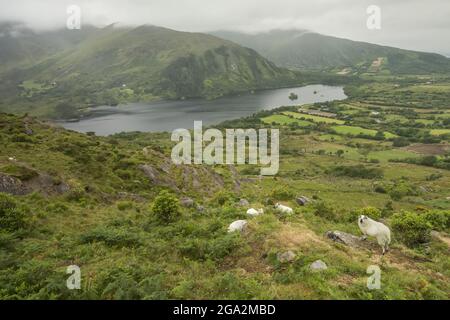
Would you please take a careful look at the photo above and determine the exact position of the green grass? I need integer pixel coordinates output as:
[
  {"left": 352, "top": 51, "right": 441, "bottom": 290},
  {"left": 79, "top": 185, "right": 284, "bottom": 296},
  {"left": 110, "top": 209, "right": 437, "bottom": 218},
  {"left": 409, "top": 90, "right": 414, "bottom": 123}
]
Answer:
[
  {"left": 331, "top": 125, "right": 397, "bottom": 139},
  {"left": 283, "top": 111, "right": 345, "bottom": 124},
  {"left": 430, "top": 129, "right": 450, "bottom": 136},
  {"left": 262, "top": 114, "right": 314, "bottom": 126}
]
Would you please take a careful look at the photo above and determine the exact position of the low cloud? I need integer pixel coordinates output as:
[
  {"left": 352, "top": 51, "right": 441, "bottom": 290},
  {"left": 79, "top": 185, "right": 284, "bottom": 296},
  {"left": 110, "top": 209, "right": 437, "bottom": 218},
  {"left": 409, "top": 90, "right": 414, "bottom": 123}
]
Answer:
[{"left": 0, "top": 0, "right": 449, "bottom": 54}]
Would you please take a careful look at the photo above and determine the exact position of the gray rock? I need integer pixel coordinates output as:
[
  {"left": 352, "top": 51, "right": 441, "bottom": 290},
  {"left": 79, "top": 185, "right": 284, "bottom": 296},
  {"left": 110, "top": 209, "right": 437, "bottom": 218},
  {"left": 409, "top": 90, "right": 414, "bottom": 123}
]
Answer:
[
  {"left": 196, "top": 205, "right": 205, "bottom": 212},
  {"left": 228, "top": 220, "right": 248, "bottom": 233},
  {"left": 239, "top": 199, "right": 250, "bottom": 206},
  {"left": 180, "top": 197, "right": 195, "bottom": 207},
  {"left": 310, "top": 260, "right": 328, "bottom": 271},
  {"left": 277, "top": 251, "right": 297, "bottom": 263},
  {"left": 326, "top": 230, "right": 378, "bottom": 251},
  {"left": 296, "top": 196, "right": 310, "bottom": 206}
]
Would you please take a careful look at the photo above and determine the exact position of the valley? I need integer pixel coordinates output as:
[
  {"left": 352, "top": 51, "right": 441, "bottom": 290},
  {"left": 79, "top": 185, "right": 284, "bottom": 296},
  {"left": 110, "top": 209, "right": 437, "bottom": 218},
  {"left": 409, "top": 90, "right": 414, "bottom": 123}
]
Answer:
[{"left": 0, "top": 21, "right": 449, "bottom": 301}]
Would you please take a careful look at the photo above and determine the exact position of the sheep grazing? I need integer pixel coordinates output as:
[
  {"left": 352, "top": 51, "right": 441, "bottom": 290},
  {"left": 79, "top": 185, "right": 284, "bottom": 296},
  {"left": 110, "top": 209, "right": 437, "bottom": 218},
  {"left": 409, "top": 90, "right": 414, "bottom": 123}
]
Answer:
[
  {"left": 358, "top": 215, "right": 391, "bottom": 255},
  {"left": 274, "top": 203, "right": 293, "bottom": 214},
  {"left": 8, "top": 157, "right": 16, "bottom": 161},
  {"left": 247, "top": 208, "right": 264, "bottom": 217},
  {"left": 228, "top": 220, "right": 248, "bottom": 233}
]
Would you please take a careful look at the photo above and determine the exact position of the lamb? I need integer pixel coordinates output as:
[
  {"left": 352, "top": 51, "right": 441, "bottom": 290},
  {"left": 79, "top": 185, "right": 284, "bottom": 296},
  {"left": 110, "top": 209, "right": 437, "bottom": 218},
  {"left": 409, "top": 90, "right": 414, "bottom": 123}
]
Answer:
[
  {"left": 358, "top": 215, "right": 391, "bottom": 255},
  {"left": 228, "top": 220, "right": 248, "bottom": 233},
  {"left": 274, "top": 203, "right": 293, "bottom": 214},
  {"left": 247, "top": 208, "right": 264, "bottom": 217}
]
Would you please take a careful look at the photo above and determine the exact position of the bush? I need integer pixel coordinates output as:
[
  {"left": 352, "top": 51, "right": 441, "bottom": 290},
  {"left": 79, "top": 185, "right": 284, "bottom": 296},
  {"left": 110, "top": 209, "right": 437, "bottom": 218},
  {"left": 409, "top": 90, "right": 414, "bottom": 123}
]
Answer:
[
  {"left": 270, "top": 187, "right": 295, "bottom": 201},
  {"left": 0, "top": 193, "right": 28, "bottom": 232},
  {"left": 330, "top": 165, "right": 383, "bottom": 179},
  {"left": 117, "top": 201, "right": 133, "bottom": 211},
  {"left": 212, "top": 190, "right": 237, "bottom": 206},
  {"left": 390, "top": 211, "right": 432, "bottom": 247},
  {"left": 151, "top": 190, "right": 181, "bottom": 223},
  {"left": 346, "top": 206, "right": 382, "bottom": 223},
  {"left": 313, "top": 201, "right": 337, "bottom": 221},
  {"left": 80, "top": 226, "right": 141, "bottom": 247},
  {"left": 423, "top": 210, "right": 450, "bottom": 231}
]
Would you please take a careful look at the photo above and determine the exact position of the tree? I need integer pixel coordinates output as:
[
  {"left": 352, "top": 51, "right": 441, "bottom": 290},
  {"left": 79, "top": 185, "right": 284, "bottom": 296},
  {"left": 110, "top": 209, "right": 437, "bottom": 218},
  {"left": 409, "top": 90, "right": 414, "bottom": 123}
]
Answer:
[
  {"left": 289, "top": 93, "right": 298, "bottom": 101},
  {"left": 151, "top": 190, "right": 181, "bottom": 223},
  {"left": 0, "top": 193, "right": 28, "bottom": 232}
]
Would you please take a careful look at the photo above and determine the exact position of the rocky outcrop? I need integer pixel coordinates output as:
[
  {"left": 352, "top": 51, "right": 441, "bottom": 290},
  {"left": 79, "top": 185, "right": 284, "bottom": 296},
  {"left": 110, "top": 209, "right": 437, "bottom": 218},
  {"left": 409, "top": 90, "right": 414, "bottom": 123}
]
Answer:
[
  {"left": 310, "top": 260, "right": 328, "bottom": 271},
  {"left": 0, "top": 172, "right": 69, "bottom": 196},
  {"left": 277, "top": 251, "right": 296, "bottom": 263},
  {"left": 0, "top": 173, "right": 30, "bottom": 195},
  {"left": 326, "top": 230, "right": 377, "bottom": 250}
]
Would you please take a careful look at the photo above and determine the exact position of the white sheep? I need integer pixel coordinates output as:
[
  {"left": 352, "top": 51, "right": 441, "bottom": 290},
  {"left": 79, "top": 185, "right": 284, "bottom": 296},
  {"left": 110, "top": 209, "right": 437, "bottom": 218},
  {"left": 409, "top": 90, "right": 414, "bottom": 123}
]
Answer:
[
  {"left": 247, "top": 208, "right": 264, "bottom": 217},
  {"left": 275, "top": 203, "right": 293, "bottom": 214},
  {"left": 358, "top": 215, "right": 391, "bottom": 255},
  {"left": 228, "top": 220, "right": 248, "bottom": 233},
  {"left": 8, "top": 157, "right": 16, "bottom": 161}
]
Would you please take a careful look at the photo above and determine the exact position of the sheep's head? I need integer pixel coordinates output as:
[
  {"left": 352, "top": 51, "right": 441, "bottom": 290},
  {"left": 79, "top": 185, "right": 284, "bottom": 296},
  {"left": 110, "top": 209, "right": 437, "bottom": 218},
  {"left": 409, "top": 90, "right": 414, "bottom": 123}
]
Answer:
[{"left": 359, "top": 215, "right": 368, "bottom": 225}]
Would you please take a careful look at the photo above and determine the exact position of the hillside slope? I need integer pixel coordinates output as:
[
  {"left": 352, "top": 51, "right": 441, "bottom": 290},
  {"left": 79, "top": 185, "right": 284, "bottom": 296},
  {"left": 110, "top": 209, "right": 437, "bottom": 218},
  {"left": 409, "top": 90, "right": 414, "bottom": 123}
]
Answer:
[
  {"left": 0, "top": 112, "right": 448, "bottom": 299},
  {"left": 213, "top": 30, "right": 450, "bottom": 74},
  {"left": 0, "top": 25, "right": 300, "bottom": 118}
]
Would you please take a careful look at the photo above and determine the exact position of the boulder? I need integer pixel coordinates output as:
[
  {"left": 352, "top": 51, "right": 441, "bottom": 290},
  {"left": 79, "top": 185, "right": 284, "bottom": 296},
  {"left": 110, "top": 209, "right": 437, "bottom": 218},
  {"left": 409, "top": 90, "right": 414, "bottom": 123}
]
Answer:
[
  {"left": 277, "top": 251, "right": 296, "bottom": 263},
  {"left": 296, "top": 196, "right": 310, "bottom": 206},
  {"left": 180, "top": 197, "right": 195, "bottom": 207},
  {"left": 239, "top": 199, "right": 250, "bottom": 207},
  {"left": 326, "top": 230, "right": 377, "bottom": 250},
  {"left": 228, "top": 220, "right": 248, "bottom": 233},
  {"left": 196, "top": 205, "right": 205, "bottom": 213},
  {"left": 310, "top": 260, "right": 328, "bottom": 271}
]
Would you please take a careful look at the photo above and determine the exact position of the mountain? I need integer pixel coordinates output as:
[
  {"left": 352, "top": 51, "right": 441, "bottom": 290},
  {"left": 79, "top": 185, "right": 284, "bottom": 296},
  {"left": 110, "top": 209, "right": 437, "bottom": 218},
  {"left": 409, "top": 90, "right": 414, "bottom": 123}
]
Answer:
[
  {"left": 0, "top": 22, "right": 97, "bottom": 72},
  {"left": 212, "top": 30, "right": 450, "bottom": 74},
  {"left": 0, "top": 25, "right": 300, "bottom": 118}
]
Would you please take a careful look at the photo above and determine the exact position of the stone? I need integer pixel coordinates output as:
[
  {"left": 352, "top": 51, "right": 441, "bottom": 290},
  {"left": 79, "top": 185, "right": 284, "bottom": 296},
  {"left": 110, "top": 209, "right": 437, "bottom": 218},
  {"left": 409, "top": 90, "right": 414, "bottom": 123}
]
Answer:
[
  {"left": 239, "top": 199, "right": 250, "bottom": 206},
  {"left": 228, "top": 220, "right": 248, "bottom": 233},
  {"left": 180, "top": 197, "right": 195, "bottom": 207},
  {"left": 296, "top": 196, "right": 310, "bottom": 206},
  {"left": 310, "top": 260, "right": 328, "bottom": 271},
  {"left": 277, "top": 251, "right": 296, "bottom": 263}
]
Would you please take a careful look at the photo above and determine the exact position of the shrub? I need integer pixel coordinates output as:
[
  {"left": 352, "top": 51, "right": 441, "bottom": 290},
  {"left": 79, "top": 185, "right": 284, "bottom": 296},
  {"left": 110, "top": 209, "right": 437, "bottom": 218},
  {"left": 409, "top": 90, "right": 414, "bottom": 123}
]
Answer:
[
  {"left": 80, "top": 226, "right": 141, "bottom": 247},
  {"left": 390, "top": 211, "right": 432, "bottom": 247},
  {"left": 117, "top": 201, "right": 133, "bottom": 211},
  {"left": 151, "top": 190, "right": 181, "bottom": 223},
  {"left": 313, "top": 200, "right": 337, "bottom": 221},
  {"left": 0, "top": 193, "right": 28, "bottom": 232},
  {"left": 270, "top": 187, "right": 295, "bottom": 201},
  {"left": 346, "top": 206, "right": 382, "bottom": 223},
  {"left": 212, "top": 190, "right": 237, "bottom": 206},
  {"left": 330, "top": 165, "right": 383, "bottom": 179},
  {"left": 423, "top": 210, "right": 450, "bottom": 231}
]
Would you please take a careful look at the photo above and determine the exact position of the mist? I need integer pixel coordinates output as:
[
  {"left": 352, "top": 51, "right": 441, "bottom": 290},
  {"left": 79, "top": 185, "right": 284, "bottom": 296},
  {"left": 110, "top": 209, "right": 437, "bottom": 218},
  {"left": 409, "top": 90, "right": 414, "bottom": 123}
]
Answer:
[{"left": 0, "top": 0, "right": 449, "bottom": 54}]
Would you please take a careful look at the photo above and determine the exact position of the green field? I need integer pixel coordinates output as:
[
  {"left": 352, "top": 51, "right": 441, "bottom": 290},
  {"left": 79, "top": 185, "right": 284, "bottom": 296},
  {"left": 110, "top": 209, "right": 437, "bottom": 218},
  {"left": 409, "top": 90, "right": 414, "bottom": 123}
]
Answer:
[
  {"left": 283, "top": 111, "right": 345, "bottom": 124},
  {"left": 331, "top": 125, "right": 397, "bottom": 139},
  {"left": 262, "top": 114, "right": 314, "bottom": 126},
  {"left": 430, "top": 129, "right": 450, "bottom": 136}
]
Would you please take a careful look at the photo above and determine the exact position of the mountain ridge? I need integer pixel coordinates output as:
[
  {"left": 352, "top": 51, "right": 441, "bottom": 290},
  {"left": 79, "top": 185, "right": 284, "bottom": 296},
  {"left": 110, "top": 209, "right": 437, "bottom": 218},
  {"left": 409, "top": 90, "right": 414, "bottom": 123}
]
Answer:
[{"left": 211, "top": 29, "right": 450, "bottom": 74}]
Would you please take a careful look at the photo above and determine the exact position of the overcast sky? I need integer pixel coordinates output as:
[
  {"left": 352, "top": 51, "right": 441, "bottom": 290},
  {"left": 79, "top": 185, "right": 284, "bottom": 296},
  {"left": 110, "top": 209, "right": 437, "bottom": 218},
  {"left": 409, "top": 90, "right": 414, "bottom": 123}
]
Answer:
[{"left": 1, "top": 0, "right": 449, "bottom": 55}]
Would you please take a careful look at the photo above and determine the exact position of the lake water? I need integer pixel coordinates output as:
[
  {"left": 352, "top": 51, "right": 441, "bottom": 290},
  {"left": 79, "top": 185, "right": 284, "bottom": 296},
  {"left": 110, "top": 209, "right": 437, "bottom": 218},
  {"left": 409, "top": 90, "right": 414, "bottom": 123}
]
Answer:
[{"left": 61, "top": 84, "right": 347, "bottom": 136}]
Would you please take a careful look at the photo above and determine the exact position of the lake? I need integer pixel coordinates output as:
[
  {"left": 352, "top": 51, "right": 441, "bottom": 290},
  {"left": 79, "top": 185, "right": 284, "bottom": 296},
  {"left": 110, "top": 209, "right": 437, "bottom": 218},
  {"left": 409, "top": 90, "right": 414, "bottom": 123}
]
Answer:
[{"left": 61, "top": 84, "right": 347, "bottom": 136}]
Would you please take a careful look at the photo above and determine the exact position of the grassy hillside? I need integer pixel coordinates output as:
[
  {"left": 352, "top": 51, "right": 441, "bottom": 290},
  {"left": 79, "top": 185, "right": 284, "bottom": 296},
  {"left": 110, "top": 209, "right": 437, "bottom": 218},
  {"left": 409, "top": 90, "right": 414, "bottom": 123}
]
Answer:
[
  {"left": 213, "top": 30, "right": 450, "bottom": 74},
  {"left": 0, "top": 75, "right": 449, "bottom": 299},
  {"left": 0, "top": 25, "right": 301, "bottom": 118}
]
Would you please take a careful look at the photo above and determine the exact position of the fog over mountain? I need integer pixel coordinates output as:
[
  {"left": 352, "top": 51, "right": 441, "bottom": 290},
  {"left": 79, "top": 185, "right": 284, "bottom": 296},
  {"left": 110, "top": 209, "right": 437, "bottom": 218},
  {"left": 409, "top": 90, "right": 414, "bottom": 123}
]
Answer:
[{"left": 0, "top": 0, "right": 449, "bottom": 55}]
